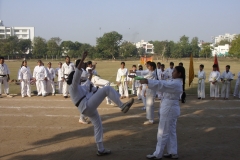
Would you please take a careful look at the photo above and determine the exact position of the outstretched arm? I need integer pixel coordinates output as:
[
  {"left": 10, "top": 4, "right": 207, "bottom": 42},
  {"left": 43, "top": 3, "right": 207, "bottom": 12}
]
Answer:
[{"left": 76, "top": 51, "right": 88, "bottom": 70}]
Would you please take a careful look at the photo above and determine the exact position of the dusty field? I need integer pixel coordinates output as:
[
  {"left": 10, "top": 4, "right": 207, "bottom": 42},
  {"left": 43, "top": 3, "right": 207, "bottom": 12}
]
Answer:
[{"left": 0, "top": 95, "right": 240, "bottom": 160}]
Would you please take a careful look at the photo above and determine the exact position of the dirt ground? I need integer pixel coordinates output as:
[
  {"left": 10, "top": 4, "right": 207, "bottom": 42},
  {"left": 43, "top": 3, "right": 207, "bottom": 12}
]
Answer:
[{"left": 0, "top": 95, "right": 240, "bottom": 160}]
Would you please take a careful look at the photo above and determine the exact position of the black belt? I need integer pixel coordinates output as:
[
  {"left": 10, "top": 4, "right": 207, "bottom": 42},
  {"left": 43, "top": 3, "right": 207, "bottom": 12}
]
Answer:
[{"left": 75, "top": 96, "right": 86, "bottom": 107}]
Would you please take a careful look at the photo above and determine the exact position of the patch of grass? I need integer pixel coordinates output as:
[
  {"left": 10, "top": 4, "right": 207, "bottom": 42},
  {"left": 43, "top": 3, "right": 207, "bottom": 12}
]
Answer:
[{"left": 4, "top": 58, "right": 239, "bottom": 95}]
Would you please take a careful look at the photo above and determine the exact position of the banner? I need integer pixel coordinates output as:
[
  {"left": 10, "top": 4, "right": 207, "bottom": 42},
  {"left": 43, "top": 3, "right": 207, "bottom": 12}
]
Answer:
[
  {"left": 214, "top": 54, "right": 220, "bottom": 72},
  {"left": 189, "top": 54, "right": 194, "bottom": 87},
  {"left": 140, "top": 56, "right": 153, "bottom": 65}
]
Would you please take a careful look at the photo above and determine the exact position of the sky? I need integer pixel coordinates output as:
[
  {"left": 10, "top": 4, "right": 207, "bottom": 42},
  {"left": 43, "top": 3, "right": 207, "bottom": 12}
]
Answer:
[{"left": 0, "top": 0, "right": 239, "bottom": 45}]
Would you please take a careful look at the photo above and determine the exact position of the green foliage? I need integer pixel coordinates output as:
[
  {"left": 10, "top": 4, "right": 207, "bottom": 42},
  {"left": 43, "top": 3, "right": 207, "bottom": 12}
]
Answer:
[
  {"left": 215, "top": 39, "right": 231, "bottom": 47},
  {"left": 229, "top": 34, "right": 240, "bottom": 57},
  {"left": 96, "top": 31, "right": 123, "bottom": 59},
  {"left": 120, "top": 41, "right": 137, "bottom": 58},
  {"left": 32, "top": 37, "right": 47, "bottom": 58},
  {"left": 199, "top": 43, "right": 212, "bottom": 58}
]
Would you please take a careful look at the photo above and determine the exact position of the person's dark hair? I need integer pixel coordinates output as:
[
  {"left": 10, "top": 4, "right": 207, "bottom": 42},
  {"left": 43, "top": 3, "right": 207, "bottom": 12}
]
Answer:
[
  {"left": 121, "top": 62, "right": 125, "bottom": 65},
  {"left": 67, "top": 71, "right": 75, "bottom": 85},
  {"left": 179, "top": 62, "right": 183, "bottom": 66},
  {"left": 21, "top": 60, "right": 27, "bottom": 67},
  {"left": 175, "top": 66, "right": 185, "bottom": 85},
  {"left": 132, "top": 65, "right": 137, "bottom": 68},
  {"left": 226, "top": 65, "right": 230, "bottom": 69},
  {"left": 138, "top": 65, "right": 143, "bottom": 70},
  {"left": 0, "top": 56, "right": 4, "bottom": 60},
  {"left": 170, "top": 62, "right": 174, "bottom": 66},
  {"left": 146, "top": 61, "right": 151, "bottom": 65},
  {"left": 157, "top": 62, "right": 161, "bottom": 65},
  {"left": 150, "top": 62, "right": 156, "bottom": 70},
  {"left": 200, "top": 64, "right": 204, "bottom": 68},
  {"left": 37, "top": 60, "right": 42, "bottom": 64},
  {"left": 58, "top": 62, "right": 62, "bottom": 65},
  {"left": 161, "top": 64, "right": 165, "bottom": 67},
  {"left": 75, "top": 59, "right": 87, "bottom": 70},
  {"left": 87, "top": 61, "right": 92, "bottom": 66},
  {"left": 47, "top": 62, "right": 51, "bottom": 65},
  {"left": 213, "top": 64, "right": 218, "bottom": 68},
  {"left": 65, "top": 55, "right": 70, "bottom": 59}
]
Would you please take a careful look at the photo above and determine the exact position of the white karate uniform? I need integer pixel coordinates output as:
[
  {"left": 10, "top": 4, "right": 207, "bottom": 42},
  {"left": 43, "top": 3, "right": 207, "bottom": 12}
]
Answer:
[
  {"left": 128, "top": 72, "right": 137, "bottom": 95},
  {"left": 0, "top": 63, "right": 10, "bottom": 95},
  {"left": 116, "top": 68, "right": 129, "bottom": 97},
  {"left": 221, "top": 71, "right": 233, "bottom": 98},
  {"left": 166, "top": 67, "right": 174, "bottom": 80},
  {"left": 33, "top": 65, "right": 48, "bottom": 96},
  {"left": 46, "top": 67, "right": 56, "bottom": 94},
  {"left": 69, "top": 69, "right": 126, "bottom": 152},
  {"left": 55, "top": 67, "right": 63, "bottom": 94},
  {"left": 198, "top": 70, "right": 206, "bottom": 98},
  {"left": 147, "top": 78, "right": 182, "bottom": 158},
  {"left": 136, "top": 69, "right": 149, "bottom": 106},
  {"left": 157, "top": 70, "right": 168, "bottom": 99},
  {"left": 233, "top": 72, "right": 240, "bottom": 98},
  {"left": 19, "top": 66, "right": 32, "bottom": 97},
  {"left": 61, "top": 62, "right": 75, "bottom": 96},
  {"left": 86, "top": 67, "right": 112, "bottom": 104},
  {"left": 209, "top": 71, "right": 221, "bottom": 98},
  {"left": 140, "top": 71, "right": 156, "bottom": 121}
]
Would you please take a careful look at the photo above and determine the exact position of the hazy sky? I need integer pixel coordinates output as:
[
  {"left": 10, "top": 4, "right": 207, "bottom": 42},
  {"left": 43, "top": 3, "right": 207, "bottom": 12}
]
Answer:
[{"left": 0, "top": 0, "right": 239, "bottom": 45}]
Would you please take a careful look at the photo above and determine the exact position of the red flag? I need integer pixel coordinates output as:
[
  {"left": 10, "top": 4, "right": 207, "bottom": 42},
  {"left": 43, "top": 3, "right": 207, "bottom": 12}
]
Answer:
[{"left": 214, "top": 54, "right": 220, "bottom": 72}]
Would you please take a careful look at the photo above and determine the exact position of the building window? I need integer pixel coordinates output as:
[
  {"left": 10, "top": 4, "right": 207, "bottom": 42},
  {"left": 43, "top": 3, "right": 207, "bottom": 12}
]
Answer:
[
  {"left": 6, "top": 29, "right": 10, "bottom": 32},
  {"left": 14, "top": 30, "right": 19, "bottom": 32},
  {"left": 0, "top": 30, "right": 4, "bottom": 33},
  {"left": 22, "top": 35, "right": 28, "bottom": 37},
  {"left": 22, "top": 29, "right": 27, "bottom": 32},
  {"left": 0, "top": 35, "right": 5, "bottom": 38}
]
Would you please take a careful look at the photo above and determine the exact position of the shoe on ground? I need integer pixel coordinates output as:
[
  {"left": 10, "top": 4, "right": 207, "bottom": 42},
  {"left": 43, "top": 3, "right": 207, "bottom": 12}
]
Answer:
[
  {"left": 121, "top": 98, "right": 134, "bottom": 113},
  {"left": 143, "top": 121, "right": 154, "bottom": 125},
  {"left": 97, "top": 149, "right": 111, "bottom": 156},
  {"left": 7, "top": 94, "right": 13, "bottom": 98},
  {"left": 37, "top": 94, "right": 42, "bottom": 96},
  {"left": 163, "top": 153, "right": 178, "bottom": 159},
  {"left": 107, "top": 103, "right": 115, "bottom": 106},
  {"left": 79, "top": 119, "right": 89, "bottom": 124},
  {"left": 64, "top": 96, "right": 68, "bottom": 98},
  {"left": 42, "top": 94, "right": 46, "bottom": 97},
  {"left": 146, "top": 154, "right": 162, "bottom": 159}
]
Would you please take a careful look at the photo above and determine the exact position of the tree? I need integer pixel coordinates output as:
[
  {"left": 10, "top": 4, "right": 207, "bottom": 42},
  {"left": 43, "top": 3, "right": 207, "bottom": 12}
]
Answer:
[
  {"left": 50, "top": 37, "right": 62, "bottom": 46},
  {"left": 190, "top": 37, "right": 200, "bottom": 57},
  {"left": 179, "top": 35, "right": 191, "bottom": 57},
  {"left": 18, "top": 39, "right": 32, "bottom": 54},
  {"left": 151, "top": 40, "right": 168, "bottom": 60},
  {"left": 120, "top": 41, "right": 137, "bottom": 58},
  {"left": 32, "top": 37, "right": 47, "bottom": 58},
  {"left": 200, "top": 43, "right": 212, "bottom": 58},
  {"left": 96, "top": 31, "right": 122, "bottom": 59},
  {"left": 229, "top": 34, "right": 240, "bottom": 57},
  {"left": 47, "top": 39, "right": 59, "bottom": 58}
]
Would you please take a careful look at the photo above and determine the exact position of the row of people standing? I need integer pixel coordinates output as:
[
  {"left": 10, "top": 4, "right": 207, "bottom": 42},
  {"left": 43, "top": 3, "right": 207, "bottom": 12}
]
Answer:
[{"left": 197, "top": 64, "right": 240, "bottom": 100}]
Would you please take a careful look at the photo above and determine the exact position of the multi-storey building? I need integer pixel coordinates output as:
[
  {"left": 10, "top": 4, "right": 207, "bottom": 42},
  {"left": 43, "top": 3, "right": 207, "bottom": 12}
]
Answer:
[
  {"left": 0, "top": 20, "right": 34, "bottom": 41},
  {"left": 135, "top": 40, "right": 154, "bottom": 54}
]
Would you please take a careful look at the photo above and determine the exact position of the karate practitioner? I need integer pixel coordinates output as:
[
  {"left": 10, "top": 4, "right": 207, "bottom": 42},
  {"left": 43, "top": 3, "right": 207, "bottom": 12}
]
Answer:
[
  {"left": 86, "top": 61, "right": 113, "bottom": 105},
  {"left": 61, "top": 56, "right": 75, "bottom": 98},
  {"left": 141, "top": 66, "right": 184, "bottom": 159},
  {"left": 33, "top": 60, "right": 48, "bottom": 97},
  {"left": 166, "top": 62, "right": 174, "bottom": 80},
  {"left": 136, "top": 61, "right": 151, "bottom": 110},
  {"left": 116, "top": 62, "right": 129, "bottom": 99},
  {"left": 46, "top": 62, "right": 56, "bottom": 95},
  {"left": 220, "top": 65, "right": 233, "bottom": 100},
  {"left": 68, "top": 52, "right": 134, "bottom": 156},
  {"left": 209, "top": 64, "right": 221, "bottom": 100},
  {"left": 55, "top": 62, "right": 63, "bottom": 94},
  {"left": 18, "top": 60, "right": 32, "bottom": 97},
  {"left": 157, "top": 64, "right": 168, "bottom": 100},
  {"left": 130, "top": 62, "right": 157, "bottom": 125},
  {"left": 0, "top": 56, "right": 13, "bottom": 98},
  {"left": 233, "top": 71, "right": 240, "bottom": 98},
  {"left": 197, "top": 64, "right": 206, "bottom": 99},
  {"left": 128, "top": 65, "right": 137, "bottom": 95}
]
